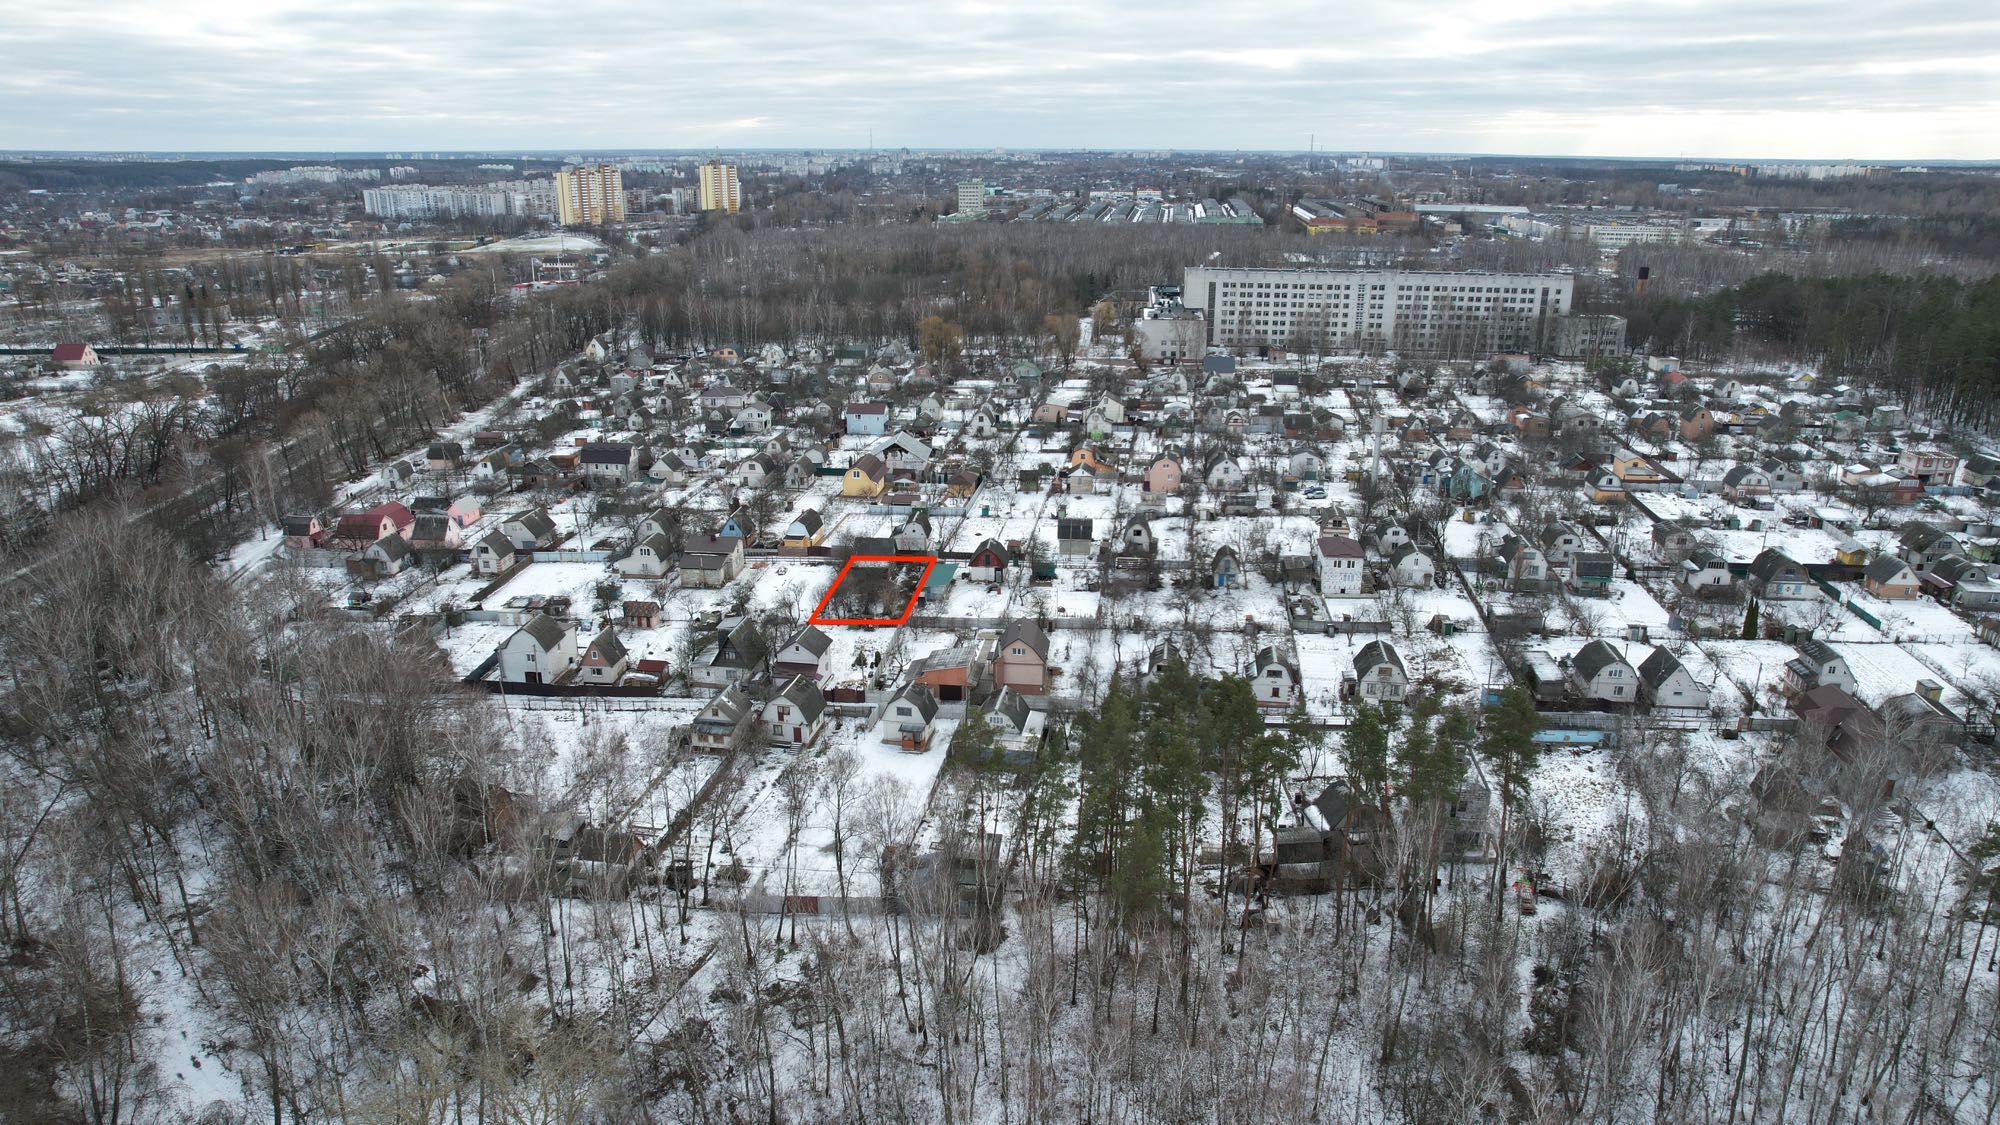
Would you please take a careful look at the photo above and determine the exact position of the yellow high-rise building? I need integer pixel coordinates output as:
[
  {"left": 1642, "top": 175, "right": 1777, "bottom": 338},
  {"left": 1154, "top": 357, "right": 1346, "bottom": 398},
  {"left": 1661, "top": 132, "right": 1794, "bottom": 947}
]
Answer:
[
  {"left": 698, "top": 160, "right": 740, "bottom": 213},
  {"left": 555, "top": 164, "right": 626, "bottom": 225}
]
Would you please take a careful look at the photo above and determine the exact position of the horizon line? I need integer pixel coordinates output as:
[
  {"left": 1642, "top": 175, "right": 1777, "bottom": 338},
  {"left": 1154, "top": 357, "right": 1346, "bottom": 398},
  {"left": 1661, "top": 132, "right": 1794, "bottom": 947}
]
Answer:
[{"left": 2, "top": 148, "right": 1996, "bottom": 167}]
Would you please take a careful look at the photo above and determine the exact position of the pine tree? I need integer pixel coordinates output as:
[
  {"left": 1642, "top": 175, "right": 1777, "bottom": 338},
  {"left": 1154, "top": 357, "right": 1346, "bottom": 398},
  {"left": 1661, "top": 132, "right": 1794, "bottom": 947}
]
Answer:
[
  {"left": 1742, "top": 596, "right": 1760, "bottom": 640},
  {"left": 1342, "top": 699, "right": 1394, "bottom": 816},
  {"left": 1480, "top": 685, "right": 1543, "bottom": 910}
]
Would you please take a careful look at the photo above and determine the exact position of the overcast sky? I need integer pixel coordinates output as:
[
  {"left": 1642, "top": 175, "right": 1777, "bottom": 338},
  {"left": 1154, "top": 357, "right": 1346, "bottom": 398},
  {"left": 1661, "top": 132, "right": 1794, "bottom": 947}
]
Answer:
[{"left": 3, "top": 0, "right": 1995, "bottom": 159}]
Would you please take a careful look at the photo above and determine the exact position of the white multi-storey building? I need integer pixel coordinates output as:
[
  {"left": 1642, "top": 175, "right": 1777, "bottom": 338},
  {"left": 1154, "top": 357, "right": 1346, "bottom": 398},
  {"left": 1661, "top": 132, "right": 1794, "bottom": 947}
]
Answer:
[
  {"left": 362, "top": 178, "right": 558, "bottom": 221},
  {"left": 1183, "top": 266, "right": 1576, "bottom": 357}
]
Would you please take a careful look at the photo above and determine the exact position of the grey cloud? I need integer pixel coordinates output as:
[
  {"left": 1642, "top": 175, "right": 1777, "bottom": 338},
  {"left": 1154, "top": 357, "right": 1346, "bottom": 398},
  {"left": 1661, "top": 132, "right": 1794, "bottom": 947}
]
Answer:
[{"left": 0, "top": 0, "right": 1993, "bottom": 156}]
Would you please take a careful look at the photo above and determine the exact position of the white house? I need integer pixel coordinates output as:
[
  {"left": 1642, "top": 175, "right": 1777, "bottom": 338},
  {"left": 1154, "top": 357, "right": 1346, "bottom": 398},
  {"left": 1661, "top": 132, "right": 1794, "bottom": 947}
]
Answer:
[
  {"left": 617, "top": 532, "right": 675, "bottom": 578},
  {"left": 1385, "top": 544, "right": 1434, "bottom": 588},
  {"left": 1637, "top": 648, "right": 1710, "bottom": 711},
  {"left": 578, "top": 443, "right": 638, "bottom": 484},
  {"left": 874, "top": 683, "right": 942, "bottom": 752},
  {"left": 1319, "top": 535, "right": 1365, "bottom": 597},
  {"left": 1250, "top": 645, "right": 1301, "bottom": 708},
  {"left": 1569, "top": 640, "right": 1637, "bottom": 703},
  {"left": 497, "top": 615, "right": 578, "bottom": 685},
  {"left": 1206, "top": 456, "right": 1249, "bottom": 493},
  {"left": 471, "top": 529, "right": 517, "bottom": 576},
  {"left": 761, "top": 676, "right": 829, "bottom": 749},
  {"left": 1351, "top": 641, "right": 1409, "bottom": 703}
]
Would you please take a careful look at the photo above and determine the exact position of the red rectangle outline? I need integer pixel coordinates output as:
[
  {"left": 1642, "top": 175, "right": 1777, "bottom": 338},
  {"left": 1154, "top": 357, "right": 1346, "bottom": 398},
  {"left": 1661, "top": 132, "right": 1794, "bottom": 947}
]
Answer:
[{"left": 808, "top": 554, "right": 938, "bottom": 626}]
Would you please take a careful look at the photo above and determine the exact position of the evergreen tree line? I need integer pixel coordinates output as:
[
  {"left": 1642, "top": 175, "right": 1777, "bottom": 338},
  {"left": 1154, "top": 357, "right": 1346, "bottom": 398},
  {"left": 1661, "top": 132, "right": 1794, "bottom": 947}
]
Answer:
[{"left": 1623, "top": 271, "right": 2000, "bottom": 427}]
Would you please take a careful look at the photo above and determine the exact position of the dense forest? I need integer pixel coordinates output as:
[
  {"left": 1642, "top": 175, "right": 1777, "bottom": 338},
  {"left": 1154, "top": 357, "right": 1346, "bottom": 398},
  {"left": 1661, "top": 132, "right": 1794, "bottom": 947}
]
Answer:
[{"left": 1624, "top": 272, "right": 2000, "bottom": 426}]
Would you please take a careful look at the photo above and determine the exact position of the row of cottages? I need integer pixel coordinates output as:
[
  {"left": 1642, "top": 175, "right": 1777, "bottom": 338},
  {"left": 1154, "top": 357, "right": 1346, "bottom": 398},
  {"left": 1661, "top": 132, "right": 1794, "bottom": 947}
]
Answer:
[
  {"left": 470, "top": 508, "right": 563, "bottom": 576},
  {"left": 1545, "top": 640, "right": 1712, "bottom": 710}
]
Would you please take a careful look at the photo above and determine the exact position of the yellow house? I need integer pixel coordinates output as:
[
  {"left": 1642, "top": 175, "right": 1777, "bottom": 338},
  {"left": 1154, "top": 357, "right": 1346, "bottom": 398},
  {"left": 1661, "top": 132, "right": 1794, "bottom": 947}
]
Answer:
[
  {"left": 842, "top": 454, "right": 888, "bottom": 498},
  {"left": 1610, "top": 447, "right": 1667, "bottom": 486},
  {"left": 1589, "top": 470, "right": 1626, "bottom": 505},
  {"left": 1069, "top": 447, "right": 1115, "bottom": 474},
  {"left": 782, "top": 509, "right": 827, "bottom": 551},
  {"left": 1834, "top": 537, "right": 1868, "bottom": 566}
]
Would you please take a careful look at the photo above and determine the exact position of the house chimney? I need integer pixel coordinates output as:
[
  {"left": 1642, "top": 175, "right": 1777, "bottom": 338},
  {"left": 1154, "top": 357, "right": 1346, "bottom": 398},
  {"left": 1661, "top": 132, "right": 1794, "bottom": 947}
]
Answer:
[{"left": 1916, "top": 678, "right": 1943, "bottom": 704}]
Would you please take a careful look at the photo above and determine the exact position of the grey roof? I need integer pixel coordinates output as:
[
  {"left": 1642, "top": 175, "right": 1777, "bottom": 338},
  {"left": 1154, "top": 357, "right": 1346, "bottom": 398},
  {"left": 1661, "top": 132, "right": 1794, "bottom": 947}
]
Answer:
[
  {"left": 1353, "top": 640, "right": 1405, "bottom": 680},
  {"left": 1794, "top": 637, "right": 1843, "bottom": 668},
  {"left": 772, "top": 676, "right": 826, "bottom": 724},
  {"left": 682, "top": 533, "right": 738, "bottom": 563},
  {"left": 1056, "top": 517, "right": 1092, "bottom": 541},
  {"left": 999, "top": 619, "right": 1050, "bottom": 660},
  {"left": 1865, "top": 555, "right": 1914, "bottom": 583},
  {"left": 1899, "top": 521, "right": 1955, "bottom": 551},
  {"left": 508, "top": 508, "right": 557, "bottom": 538},
  {"left": 1928, "top": 554, "right": 1989, "bottom": 584},
  {"left": 990, "top": 688, "right": 1034, "bottom": 735},
  {"left": 1572, "top": 640, "right": 1631, "bottom": 683},
  {"left": 784, "top": 625, "right": 832, "bottom": 659},
  {"left": 1636, "top": 647, "right": 1688, "bottom": 689},
  {"left": 698, "top": 684, "right": 752, "bottom": 727},
  {"left": 410, "top": 513, "right": 454, "bottom": 541},
  {"left": 369, "top": 532, "right": 411, "bottom": 561},
  {"left": 515, "top": 614, "right": 568, "bottom": 653},
  {"left": 1254, "top": 644, "right": 1299, "bottom": 679},
  {"left": 895, "top": 683, "right": 940, "bottom": 723},
  {"left": 580, "top": 442, "right": 634, "bottom": 466},
  {"left": 1572, "top": 552, "right": 1616, "bottom": 579},
  {"left": 476, "top": 528, "right": 515, "bottom": 555},
  {"left": 789, "top": 509, "right": 824, "bottom": 536},
  {"left": 1747, "top": 548, "right": 1802, "bottom": 581},
  {"left": 586, "top": 625, "right": 628, "bottom": 667}
]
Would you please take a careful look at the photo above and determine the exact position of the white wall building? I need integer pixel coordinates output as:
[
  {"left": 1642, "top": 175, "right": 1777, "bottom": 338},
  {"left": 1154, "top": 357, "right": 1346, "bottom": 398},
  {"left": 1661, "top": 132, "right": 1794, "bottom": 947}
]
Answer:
[{"left": 1183, "top": 266, "right": 1576, "bottom": 357}]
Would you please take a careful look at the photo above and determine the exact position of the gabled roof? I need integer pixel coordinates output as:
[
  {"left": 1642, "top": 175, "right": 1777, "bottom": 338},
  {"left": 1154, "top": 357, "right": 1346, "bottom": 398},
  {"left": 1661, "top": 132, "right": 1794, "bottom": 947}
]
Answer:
[
  {"left": 585, "top": 625, "right": 628, "bottom": 667},
  {"left": 1253, "top": 645, "right": 1298, "bottom": 679},
  {"left": 998, "top": 619, "right": 1050, "bottom": 660},
  {"left": 1865, "top": 555, "right": 1915, "bottom": 583},
  {"left": 1353, "top": 640, "right": 1404, "bottom": 680},
  {"left": 1636, "top": 647, "right": 1689, "bottom": 689},
  {"left": 970, "top": 537, "right": 1010, "bottom": 564},
  {"left": 1898, "top": 521, "right": 1955, "bottom": 551},
  {"left": 579, "top": 442, "right": 634, "bottom": 465},
  {"left": 1794, "top": 637, "right": 1843, "bottom": 667},
  {"left": 1571, "top": 640, "right": 1631, "bottom": 683},
  {"left": 847, "top": 453, "right": 887, "bottom": 480},
  {"left": 770, "top": 676, "right": 827, "bottom": 724},
  {"left": 512, "top": 613, "right": 568, "bottom": 653},
  {"left": 784, "top": 625, "right": 832, "bottom": 658},
  {"left": 506, "top": 508, "right": 556, "bottom": 537},
  {"left": 698, "top": 684, "right": 753, "bottom": 726},
  {"left": 1572, "top": 552, "right": 1616, "bottom": 579},
  {"left": 681, "top": 532, "right": 738, "bottom": 564},
  {"left": 1747, "top": 547, "right": 1803, "bottom": 581},
  {"left": 1319, "top": 534, "right": 1363, "bottom": 559},
  {"left": 893, "top": 683, "right": 940, "bottom": 723}
]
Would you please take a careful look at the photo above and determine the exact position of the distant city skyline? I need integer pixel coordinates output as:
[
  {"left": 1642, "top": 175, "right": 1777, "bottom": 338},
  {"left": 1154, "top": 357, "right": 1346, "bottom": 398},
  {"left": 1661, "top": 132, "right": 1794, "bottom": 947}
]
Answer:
[{"left": 4, "top": 0, "right": 1996, "bottom": 160}]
